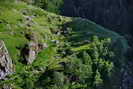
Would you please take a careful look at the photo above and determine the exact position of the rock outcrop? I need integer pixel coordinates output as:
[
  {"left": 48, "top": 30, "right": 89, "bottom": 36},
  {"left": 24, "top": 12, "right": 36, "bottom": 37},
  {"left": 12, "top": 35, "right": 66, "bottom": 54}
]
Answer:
[
  {"left": 22, "top": 42, "right": 48, "bottom": 64},
  {"left": 0, "top": 40, "right": 13, "bottom": 79},
  {"left": 1, "top": 85, "right": 12, "bottom": 89}
]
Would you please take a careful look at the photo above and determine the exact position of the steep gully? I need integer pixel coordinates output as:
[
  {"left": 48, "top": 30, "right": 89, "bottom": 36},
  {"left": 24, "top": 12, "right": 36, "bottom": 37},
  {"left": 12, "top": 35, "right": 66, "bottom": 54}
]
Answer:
[{"left": 61, "top": 0, "right": 133, "bottom": 89}]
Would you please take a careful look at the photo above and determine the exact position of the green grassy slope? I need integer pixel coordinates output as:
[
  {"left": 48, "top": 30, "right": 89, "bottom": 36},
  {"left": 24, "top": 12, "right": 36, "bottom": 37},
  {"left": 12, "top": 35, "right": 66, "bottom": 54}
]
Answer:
[{"left": 0, "top": 2, "right": 129, "bottom": 89}]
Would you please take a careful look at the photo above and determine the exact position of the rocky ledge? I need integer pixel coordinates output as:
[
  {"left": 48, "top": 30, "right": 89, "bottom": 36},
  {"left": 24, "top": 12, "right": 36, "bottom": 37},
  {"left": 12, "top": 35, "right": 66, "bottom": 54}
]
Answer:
[{"left": 0, "top": 40, "right": 13, "bottom": 79}]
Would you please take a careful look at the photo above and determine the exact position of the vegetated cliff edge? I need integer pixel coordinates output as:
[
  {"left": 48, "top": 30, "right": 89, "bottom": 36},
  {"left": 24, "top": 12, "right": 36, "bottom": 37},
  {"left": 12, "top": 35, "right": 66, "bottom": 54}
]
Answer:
[{"left": 0, "top": 1, "right": 130, "bottom": 89}]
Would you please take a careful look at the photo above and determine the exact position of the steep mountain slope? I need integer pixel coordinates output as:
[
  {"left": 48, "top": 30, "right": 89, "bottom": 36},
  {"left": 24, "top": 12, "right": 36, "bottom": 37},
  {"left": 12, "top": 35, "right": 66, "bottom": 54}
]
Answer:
[
  {"left": 61, "top": 0, "right": 132, "bottom": 35},
  {"left": 0, "top": 1, "right": 130, "bottom": 89}
]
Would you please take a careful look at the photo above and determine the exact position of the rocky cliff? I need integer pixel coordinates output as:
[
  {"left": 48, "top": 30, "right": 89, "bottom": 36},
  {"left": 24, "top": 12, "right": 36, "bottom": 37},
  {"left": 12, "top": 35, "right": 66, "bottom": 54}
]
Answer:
[
  {"left": 0, "top": 40, "right": 13, "bottom": 79},
  {"left": 0, "top": 1, "right": 131, "bottom": 89}
]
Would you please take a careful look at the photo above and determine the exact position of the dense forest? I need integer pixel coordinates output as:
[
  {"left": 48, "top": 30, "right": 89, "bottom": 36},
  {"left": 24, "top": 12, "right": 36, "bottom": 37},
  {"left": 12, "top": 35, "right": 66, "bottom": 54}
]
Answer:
[{"left": 0, "top": 0, "right": 132, "bottom": 89}]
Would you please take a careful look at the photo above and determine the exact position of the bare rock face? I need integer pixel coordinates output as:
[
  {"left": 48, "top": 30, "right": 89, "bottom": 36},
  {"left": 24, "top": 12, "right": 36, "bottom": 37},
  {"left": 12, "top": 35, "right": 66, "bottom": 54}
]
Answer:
[
  {"left": 1, "top": 85, "right": 12, "bottom": 89},
  {"left": 22, "top": 42, "right": 48, "bottom": 64},
  {"left": 25, "top": 42, "right": 37, "bottom": 64},
  {"left": 0, "top": 40, "right": 13, "bottom": 79}
]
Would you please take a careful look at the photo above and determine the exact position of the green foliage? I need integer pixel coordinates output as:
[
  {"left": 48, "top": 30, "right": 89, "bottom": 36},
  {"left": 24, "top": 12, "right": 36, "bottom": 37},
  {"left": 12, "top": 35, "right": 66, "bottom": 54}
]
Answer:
[
  {"left": 68, "top": 36, "right": 114, "bottom": 89},
  {"left": 30, "top": 36, "right": 114, "bottom": 89},
  {"left": 0, "top": 0, "right": 15, "bottom": 2},
  {"left": 94, "top": 70, "right": 103, "bottom": 88},
  {"left": 34, "top": 0, "right": 64, "bottom": 14}
]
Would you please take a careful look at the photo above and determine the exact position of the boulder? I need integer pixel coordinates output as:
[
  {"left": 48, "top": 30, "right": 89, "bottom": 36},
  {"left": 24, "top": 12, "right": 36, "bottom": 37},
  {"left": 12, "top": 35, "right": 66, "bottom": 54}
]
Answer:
[{"left": 0, "top": 40, "right": 13, "bottom": 79}]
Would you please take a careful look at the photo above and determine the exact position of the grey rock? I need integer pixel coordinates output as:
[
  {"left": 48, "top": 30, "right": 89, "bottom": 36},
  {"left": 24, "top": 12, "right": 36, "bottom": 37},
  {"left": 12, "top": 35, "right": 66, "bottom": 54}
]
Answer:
[
  {"left": 51, "top": 40, "right": 60, "bottom": 44},
  {"left": 24, "top": 42, "right": 38, "bottom": 64},
  {"left": 0, "top": 40, "right": 13, "bottom": 79},
  {"left": 1, "top": 85, "right": 12, "bottom": 89},
  {"left": 24, "top": 16, "right": 34, "bottom": 21},
  {"left": 23, "top": 42, "right": 48, "bottom": 64}
]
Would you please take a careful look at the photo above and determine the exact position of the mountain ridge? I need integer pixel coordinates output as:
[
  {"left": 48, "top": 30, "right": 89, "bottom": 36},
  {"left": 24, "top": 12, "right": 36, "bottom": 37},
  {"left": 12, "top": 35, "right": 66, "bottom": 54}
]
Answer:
[{"left": 0, "top": 1, "right": 131, "bottom": 89}]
